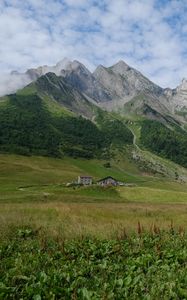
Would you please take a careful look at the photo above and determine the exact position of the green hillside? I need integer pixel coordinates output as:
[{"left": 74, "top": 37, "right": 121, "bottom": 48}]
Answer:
[
  {"left": 2, "top": 152, "right": 187, "bottom": 249},
  {"left": 0, "top": 88, "right": 133, "bottom": 158},
  {"left": 1, "top": 72, "right": 187, "bottom": 182},
  {"left": 140, "top": 119, "right": 187, "bottom": 168},
  {"left": 0, "top": 153, "right": 142, "bottom": 202},
  {"left": 2, "top": 153, "right": 187, "bottom": 204}
]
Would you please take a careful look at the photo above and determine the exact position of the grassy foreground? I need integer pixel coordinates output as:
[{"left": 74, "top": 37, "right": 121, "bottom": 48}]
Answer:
[
  {"left": 1, "top": 229, "right": 187, "bottom": 299},
  {"left": 2, "top": 154, "right": 187, "bottom": 298}
]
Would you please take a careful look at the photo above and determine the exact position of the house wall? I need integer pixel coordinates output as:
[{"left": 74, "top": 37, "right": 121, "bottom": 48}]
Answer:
[
  {"left": 78, "top": 176, "right": 92, "bottom": 185},
  {"left": 82, "top": 178, "right": 92, "bottom": 185},
  {"left": 98, "top": 178, "right": 117, "bottom": 186}
]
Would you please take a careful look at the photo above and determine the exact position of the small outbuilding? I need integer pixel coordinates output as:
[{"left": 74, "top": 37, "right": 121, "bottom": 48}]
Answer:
[
  {"left": 78, "top": 175, "right": 93, "bottom": 185},
  {"left": 97, "top": 176, "right": 119, "bottom": 186}
]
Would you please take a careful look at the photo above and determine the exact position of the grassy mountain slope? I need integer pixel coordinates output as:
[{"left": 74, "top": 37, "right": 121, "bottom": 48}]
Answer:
[
  {"left": 0, "top": 93, "right": 106, "bottom": 158},
  {"left": 34, "top": 72, "right": 98, "bottom": 118},
  {"left": 122, "top": 93, "right": 180, "bottom": 127},
  {"left": 124, "top": 119, "right": 187, "bottom": 181},
  {"left": 0, "top": 75, "right": 133, "bottom": 158},
  {"left": 140, "top": 120, "right": 187, "bottom": 168},
  {"left": 2, "top": 153, "right": 187, "bottom": 203},
  {"left": 1, "top": 71, "right": 187, "bottom": 179}
]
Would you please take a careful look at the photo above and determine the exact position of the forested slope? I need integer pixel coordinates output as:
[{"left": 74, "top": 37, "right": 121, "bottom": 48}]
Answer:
[
  {"left": 0, "top": 92, "right": 133, "bottom": 158},
  {"left": 140, "top": 120, "right": 187, "bottom": 167}
]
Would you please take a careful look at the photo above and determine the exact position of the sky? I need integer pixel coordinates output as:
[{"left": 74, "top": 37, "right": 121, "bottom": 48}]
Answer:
[{"left": 0, "top": 0, "right": 187, "bottom": 90}]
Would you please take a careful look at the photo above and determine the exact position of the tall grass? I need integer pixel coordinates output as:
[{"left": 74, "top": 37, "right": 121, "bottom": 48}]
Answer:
[{"left": 2, "top": 202, "right": 187, "bottom": 241}]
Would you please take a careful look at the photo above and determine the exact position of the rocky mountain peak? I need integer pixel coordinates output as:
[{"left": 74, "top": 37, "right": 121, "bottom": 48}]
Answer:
[
  {"left": 174, "top": 78, "right": 187, "bottom": 95},
  {"left": 165, "top": 78, "right": 187, "bottom": 112},
  {"left": 55, "top": 58, "right": 72, "bottom": 72},
  {"left": 93, "top": 65, "right": 107, "bottom": 77},
  {"left": 111, "top": 60, "right": 131, "bottom": 72},
  {"left": 178, "top": 78, "right": 187, "bottom": 91},
  {"left": 3, "top": 58, "right": 187, "bottom": 120},
  {"left": 163, "top": 87, "right": 174, "bottom": 98},
  {"left": 25, "top": 58, "right": 76, "bottom": 80},
  {"left": 60, "top": 60, "right": 93, "bottom": 85},
  {"left": 65, "top": 60, "right": 90, "bottom": 73}
]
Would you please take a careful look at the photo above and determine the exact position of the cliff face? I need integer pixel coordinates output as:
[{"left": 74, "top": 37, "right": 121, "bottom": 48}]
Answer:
[
  {"left": 93, "top": 60, "right": 163, "bottom": 100},
  {"left": 2, "top": 58, "right": 187, "bottom": 124}
]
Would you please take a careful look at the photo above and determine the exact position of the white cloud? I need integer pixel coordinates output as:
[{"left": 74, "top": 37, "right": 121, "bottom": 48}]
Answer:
[
  {"left": 0, "top": 0, "right": 187, "bottom": 96},
  {"left": 0, "top": 73, "right": 31, "bottom": 96}
]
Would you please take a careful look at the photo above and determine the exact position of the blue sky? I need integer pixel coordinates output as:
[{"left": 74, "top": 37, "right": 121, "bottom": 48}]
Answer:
[{"left": 0, "top": 0, "right": 187, "bottom": 89}]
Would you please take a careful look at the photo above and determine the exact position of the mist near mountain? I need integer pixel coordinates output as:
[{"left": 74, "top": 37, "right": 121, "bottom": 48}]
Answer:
[
  {"left": 0, "top": 73, "right": 31, "bottom": 96},
  {"left": 0, "top": 58, "right": 175, "bottom": 96},
  {"left": 2, "top": 58, "right": 187, "bottom": 172},
  {"left": 1, "top": 58, "right": 187, "bottom": 125}
]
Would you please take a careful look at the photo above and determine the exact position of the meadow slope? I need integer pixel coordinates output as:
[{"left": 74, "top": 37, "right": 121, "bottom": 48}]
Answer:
[{"left": 1, "top": 153, "right": 187, "bottom": 240}]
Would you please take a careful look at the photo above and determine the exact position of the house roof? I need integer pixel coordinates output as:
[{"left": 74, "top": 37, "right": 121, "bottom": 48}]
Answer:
[
  {"left": 97, "top": 176, "right": 118, "bottom": 182},
  {"left": 79, "top": 175, "right": 92, "bottom": 178}
]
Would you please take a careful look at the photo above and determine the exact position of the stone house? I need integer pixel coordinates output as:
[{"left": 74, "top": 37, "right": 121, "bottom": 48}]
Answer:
[
  {"left": 97, "top": 176, "right": 119, "bottom": 186},
  {"left": 78, "top": 175, "right": 93, "bottom": 185}
]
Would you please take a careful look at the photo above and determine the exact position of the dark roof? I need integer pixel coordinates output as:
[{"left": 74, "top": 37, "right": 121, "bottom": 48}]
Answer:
[
  {"left": 79, "top": 176, "right": 92, "bottom": 178},
  {"left": 97, "top": 176, "right": 118, "bottom": 182}
]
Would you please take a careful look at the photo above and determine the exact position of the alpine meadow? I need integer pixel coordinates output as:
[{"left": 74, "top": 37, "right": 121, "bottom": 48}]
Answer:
[{"left": 2, "top": 1, "right": 187, "bottom": 299}]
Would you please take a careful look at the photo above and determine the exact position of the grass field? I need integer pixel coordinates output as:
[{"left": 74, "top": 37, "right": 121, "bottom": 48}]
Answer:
[
  {"left": 2, "top": 153, "right": 187, "bottom": 299},
  {"left": 2, "top": 201, "right": 187, "bottom": 240},
  {"left": 1, "top": 153, "right": 187, "bottom": 240}
]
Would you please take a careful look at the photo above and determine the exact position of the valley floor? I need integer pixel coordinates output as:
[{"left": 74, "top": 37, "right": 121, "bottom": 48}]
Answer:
[
  {"left": 1, "top": 153, "right": 187, "bottom": 239},
  {"left": 2, "top": 154, "right": 187, "bottom": 299}
]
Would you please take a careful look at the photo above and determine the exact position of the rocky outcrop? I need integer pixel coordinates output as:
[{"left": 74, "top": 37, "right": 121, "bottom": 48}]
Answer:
[
  {"left": 33, "top": 72, "right": 98, "bottom": 118},
  {"left": 59, "top": 60, "right": 113, "bottom": 103},
  {"left": 3, "top": 58, "right": 187, "bottom": 124},
  {"left": 93, "top": 61, "right": 163, "bottom": 99}
]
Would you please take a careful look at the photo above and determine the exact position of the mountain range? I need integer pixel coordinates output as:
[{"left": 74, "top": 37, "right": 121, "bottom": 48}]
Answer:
[
  {"left": 6, "top": 58, "right": 187, "bottom": 124},
  {"left": 1, "top": 58, "right": 187, "bottom": 178}
]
